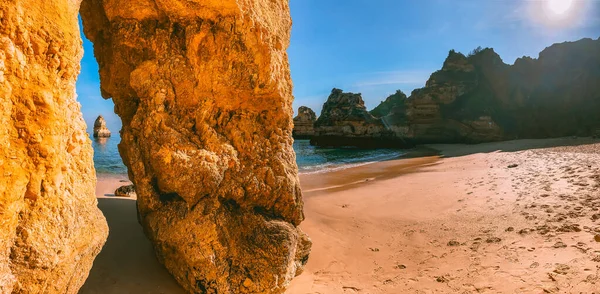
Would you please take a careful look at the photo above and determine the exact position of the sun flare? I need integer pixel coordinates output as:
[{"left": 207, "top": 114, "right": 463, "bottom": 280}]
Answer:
[{"left": 547, "top": 0, "right": 573, "bottom": 15}]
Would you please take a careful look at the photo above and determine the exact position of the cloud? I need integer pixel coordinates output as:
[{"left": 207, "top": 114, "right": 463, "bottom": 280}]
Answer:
[{"left": 353, "top": 70, "right": 431, "bottom": 88}]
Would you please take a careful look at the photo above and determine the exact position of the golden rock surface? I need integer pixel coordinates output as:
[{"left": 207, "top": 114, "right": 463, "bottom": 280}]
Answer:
[
  {"left": 80, "top": 0, "right": 311, "bottom": 293},
  {"left": 93, "top": 115, "right": 111, "bottom": 138},
  {"left": 0, "top": 0, "right": 108, "bottom": 293}
]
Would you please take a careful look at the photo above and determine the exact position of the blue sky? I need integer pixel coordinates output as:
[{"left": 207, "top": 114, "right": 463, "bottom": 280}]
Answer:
[{"left": 77, "top": 0, "right": 600, "bottom": 133}]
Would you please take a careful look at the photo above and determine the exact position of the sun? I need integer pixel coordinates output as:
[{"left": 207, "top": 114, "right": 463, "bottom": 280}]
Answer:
[{"left": 547, "top": 0, "right": 574, "bottom": 15}]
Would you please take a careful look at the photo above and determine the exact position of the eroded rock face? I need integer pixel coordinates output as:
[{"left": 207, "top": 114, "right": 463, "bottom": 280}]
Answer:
[
  {"left": 292, "top": 106, "right": 316, "bottom": 139},
  {"left": 93, "top": 115, "right": 111, "bottom": 137},
  {"left": 80, "top": 0, "right": 310, "bottom": 293},
  {"left": 0, "top": 1, "right": 108, "bottom": 293}
]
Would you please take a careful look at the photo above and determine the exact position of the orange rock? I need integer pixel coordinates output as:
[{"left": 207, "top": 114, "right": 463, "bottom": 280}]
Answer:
[
  {"left": 80, "top": 0, "right": 310, "bottom": 293},
  {"left": 93, "top": 115, "right": 111, "bottom": 138},
  {"left": 0, "top": 1, "right": 108, "bottom": 293}
]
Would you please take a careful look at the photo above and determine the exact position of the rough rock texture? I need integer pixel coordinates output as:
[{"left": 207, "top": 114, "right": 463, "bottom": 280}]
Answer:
[
  {"left": 292, "top": 106, "right": 316, "bottom": 139},
  {"left": 312, "top": 38, "right": 600, "bottom": 147},
  {"left": 403, "top": 49, "right": 506, "bottom": 143},
  {"left": 80, "top": 0, "right": 310, "bottom": 293},
  {"left": 0, "top": 1, "right": 108, "bottom": 293},
  {"left": 93, "top": 115, "right": 111, "bottom": 137},
  {"left": 114, "top": 184, "right": 136, "bottom": 198},
  {"left": 310, "top": 89, "right": 403, "bottom": 147}
]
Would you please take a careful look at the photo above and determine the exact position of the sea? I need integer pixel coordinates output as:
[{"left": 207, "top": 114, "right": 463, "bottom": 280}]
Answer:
[{"left": 91, "top": 135, "right": 405, "bottom": 175}]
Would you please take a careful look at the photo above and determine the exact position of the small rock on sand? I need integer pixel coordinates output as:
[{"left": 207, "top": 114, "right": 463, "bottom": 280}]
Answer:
[
  {"left": 115, "top": 184, "right": 136, "bottom": 197},
  {"left": 507, "top": 164, "right": 519, "bottom": 168},
  {"left": 486, "top": 237, "right": 502, "bottom": 243},
  {"left": 447, "top": 240, "right": 461, "bottom": 246}
]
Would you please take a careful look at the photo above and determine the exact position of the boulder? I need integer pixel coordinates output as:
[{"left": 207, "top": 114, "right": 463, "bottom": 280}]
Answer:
[
  {"left": 114, "top": 184, "right": 136, "bottom": 198},
  {"left": 93, "top": 115, "right": 111, "bottom": 138},
  {"left": 80, "top": 0, "right": 310, "bottom": 293},
  {"left": 292, "top": 106, "right": 317, "bottom": 139},
  {"left": 0, "top": 1, "right": 108, "bottom": 293}
]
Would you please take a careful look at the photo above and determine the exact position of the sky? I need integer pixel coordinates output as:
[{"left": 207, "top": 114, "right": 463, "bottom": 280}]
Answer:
[{"left": 77, "top": 0, "right": 600, "bottom": 133}]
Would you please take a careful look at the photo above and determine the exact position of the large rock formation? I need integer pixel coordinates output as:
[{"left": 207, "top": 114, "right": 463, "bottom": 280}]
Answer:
[
  {"left": 311, "top": 38, "right": 600, "bottom": 147},
  {"left": 370, "top": 90, "right": 409, "bottom": 131},
  {"left": 93, "top": 115, "right": 111, "bottom": 137},
  {"left": 403, "top": 49, "right": 505, "bottom": 143},
  {"left": 0, "top": 1, "right": 108, "bottom": 293},
  {"left": 292, "top": 106, "right": 316, "bottom": 139},
  {"left": 80, "top": 1, "right": 310, "bottom": 293},
  {"left": 370, "top": 90, "right": 407, "bottom": 119},
  {"left": 405, "top": 38, "right": 600, "bottom": 143},
  {"left": 311, "top": 89, "right": 403, "bottom": 147}
]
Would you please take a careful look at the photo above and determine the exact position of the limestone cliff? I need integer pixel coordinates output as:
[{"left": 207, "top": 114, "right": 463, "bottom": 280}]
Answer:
[
  {"left": 80, "top": 0, "right": 310, "bottom": 293},
  {"left": 311, "top": 38, "right": 600, "bottom": 147},
  {"left": 311, "top": 89, "right": 402, "bottom": 147},
  {"left": 407, "top": 38, "right": 600, "bottom": 143},
  {"left": 370, "top": 90, "right": 407, "bottom": 119},
  {"left": 0, "top": 1, "right": 108, "bottom": 293},
  {"left": 403, "top": 49, "right": 505, "bottom": 143},
  {"left": 292, "top": 106, "right": 316, "bottom": 139},
  {"left": 93, "top": 115, "right": 111, "bottom": 137}
]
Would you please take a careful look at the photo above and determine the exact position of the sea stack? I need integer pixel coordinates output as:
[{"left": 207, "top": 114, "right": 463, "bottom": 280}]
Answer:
[
  {"left": 0, "top": 1, "right": 108, "bottom": 293},
  {"left": 293, "top": 106, "right": 317, "bottom": 139},
  {"left": 93, "top": 115, "right": 111, "bottom": 138},
  {"left": 80, "top": 0, "right": 311, "bottom": 293},
  {"left": 311, "top": 89, "right": 401, "bottom": 147}
]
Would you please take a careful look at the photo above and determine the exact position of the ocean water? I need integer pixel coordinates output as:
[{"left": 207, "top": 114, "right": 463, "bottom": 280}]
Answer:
[
  {"left": 92, "top": 136, "right": 405, "bottom": 175},
  {"left": 293, "top": 140, "right": 405, "bottom": 173},
  {"left": 91, "top": 135, "right": 128, "bottom": 175}
]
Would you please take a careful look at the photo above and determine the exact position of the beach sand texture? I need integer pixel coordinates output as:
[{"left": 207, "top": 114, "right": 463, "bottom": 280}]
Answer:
[{"left": 82, "top": 138, "right": 600, "bottom": 293}]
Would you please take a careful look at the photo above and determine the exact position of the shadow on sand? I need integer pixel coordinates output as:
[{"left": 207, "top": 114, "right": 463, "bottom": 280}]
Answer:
[
  {"left": 427, "top": 137, "right": 600, "bottom": 158},
  {"left": 80, "top": 198, "right": 185, "bottom": 294}
]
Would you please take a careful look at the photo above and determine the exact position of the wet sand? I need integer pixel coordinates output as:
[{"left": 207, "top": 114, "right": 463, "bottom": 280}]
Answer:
[{"left": 82, "top": 138, "right": 600, "bottom": 293}]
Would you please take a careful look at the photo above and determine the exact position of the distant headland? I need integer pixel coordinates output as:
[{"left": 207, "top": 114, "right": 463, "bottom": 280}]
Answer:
[{"left": 293, "top": 37, "right": 600, "bottom": 148}]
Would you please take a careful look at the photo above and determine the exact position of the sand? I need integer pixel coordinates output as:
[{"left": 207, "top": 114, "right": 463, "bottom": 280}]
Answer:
[{"left": 81, "top": 138, "right": 600, "bottom": 294}]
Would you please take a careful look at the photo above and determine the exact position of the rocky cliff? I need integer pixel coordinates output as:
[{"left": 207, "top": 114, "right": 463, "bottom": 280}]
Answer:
[
  {"left": 0, "top": 1, "right": 108, "bottom": 293},
  {"left": 370, "top": 90, "right": 407, "bottom": 119},
  {"left": 311, "top": 89, "right": 402, "bottom": 147},
  {"left": 80, "top": 0, "right": 310, "bottom": 293},
  {"left": 403, "top": 48, "right": 506, "bottom": 143},
  {"left": 406, "top": 38, "right": 600, "bottom": 143},
  {"left": 311, "top": 38, "right": 600, "bottom": 147},
  {"left": 93, "top": 115, "right": 111, "bottom": 137},
  {"left": 292, "top": 106, "right": 316, "bottom": 139}
]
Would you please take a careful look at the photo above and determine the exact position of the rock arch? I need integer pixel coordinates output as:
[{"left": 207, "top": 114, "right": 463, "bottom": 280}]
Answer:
[{"left": 1, "top": 0, "right": 309, "bottom": 293}]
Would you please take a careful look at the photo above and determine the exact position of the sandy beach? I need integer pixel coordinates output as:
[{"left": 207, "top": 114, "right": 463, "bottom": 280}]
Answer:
[{"left": 81, "top": 138, "right": 600, "bottom": 294}]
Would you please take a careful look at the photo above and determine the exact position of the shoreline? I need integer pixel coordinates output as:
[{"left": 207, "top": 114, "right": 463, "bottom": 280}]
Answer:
[{"left": 84, "top": 137, "right": 600, "bottom": 293}]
